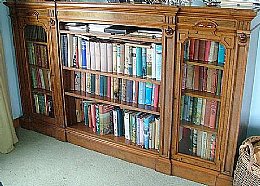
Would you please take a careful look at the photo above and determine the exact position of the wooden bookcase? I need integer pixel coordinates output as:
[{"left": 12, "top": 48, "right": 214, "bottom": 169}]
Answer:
[{"left": 5, "top": 2, "right": 256, "bottom": 185}]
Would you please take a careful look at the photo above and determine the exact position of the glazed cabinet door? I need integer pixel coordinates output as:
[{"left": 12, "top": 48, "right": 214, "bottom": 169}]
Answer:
[
  {"left": 171, "top": 23, "right": 237, "bottom": 172},
  {"left": 8, "top": 3, "right": 64, "bottom": 129}
]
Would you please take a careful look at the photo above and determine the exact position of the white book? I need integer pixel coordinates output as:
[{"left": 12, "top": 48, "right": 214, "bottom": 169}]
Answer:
[
  {"left": 201, "top": 132, "right": 208, "bottom": 159},
  {"left": 95, "top": 42, "right": 101, "bottom": 71},
  {"left": 77, "top": 36, "right": 82, "bottom": 68},
  {"left": 140, "top": 117, "right": 145, "bottom": 146},
  {"left": 124, "top": 45, "right": 130, "bottom": 75},
  {"left": 151, "top": 43, "right": 156, "bottom": 79},
  {"left": 86, "top": 73, "right": 91, "bottom": 93},
  {"left": 132, "top": 47, "right": 137, "bottom": 76},
  {"left": 113, "top": 110, "right": 118, "bottom": 137},
  {"left": 38, "top": 69, "right": 45, "bottom": 89},
  {"left": 132, "top": 81, "right": 136, "bottom": 103},
  {"left": 100, "top": 42, "right": 107, "bottom": 72},
  {"left": 111, "top": 77, "right": 114, "bottom": 100},
  {"left": 155, "top": 117, "right": 160, "bottom": 150},
  {"left": 201, "top": 98, "right": 207, "bottom": 125},
  {"left": 95, "top": 75, "right": 100, "bottom": 96},
  {"left": 112, "top": 43, "right": 117, "bottom": 73},
  {"left": 124, "top": 111, "right": 131, "bottom": 140},
  {"left": 86, "top": 40, "right": 91, "bottom": 70},
  {"left": 197, "top": 131, "right": 203, "bottom": 157},
  {"left": 146, "top": 47, "right": 153, "bottom": 79},
  {"left": 107, "top": 43, "right": 113, "bottom": 72},
  {"left": 34, "top": 94, "right": 40, "bottom": 114},
  {"left": 90, "top": 41, "right": 96, "bottom": 70},
  {"left": 67, "top": 34, "right": 73, "bottom": 67}
]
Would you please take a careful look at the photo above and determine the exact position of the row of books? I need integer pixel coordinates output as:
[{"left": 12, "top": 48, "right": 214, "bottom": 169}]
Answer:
[
  {"left": 184, "top": 39, "right": 225, "bottom": 64},
  {"left": 26, "top": 42, "right": 49, "bottom": 69},
  {"left": 182, "top": 64, "right": 223, "bottom": 96},
  {"left": 60, "top": 34, "right": 162, "bottom": 80},
  {"left": 179, "top": 127, "right": 216, "bottom": 161},
  {"left": 33, "top": 93, "right": 54, "bottom": 117},
  {"left": 181, "top": 95, "right": 219, "bottom": 129},
  {"left": 76, "top": 100, "right": 160, "bottom": 150},
  {"left": 72, "top": 72, "right": 160, "bottom": 108},
  {"left": 25, "top": 25, "right": 47, "bottom": 42},
  {"left": 31, "top": 67, "right": 51, "bottom": 91}
]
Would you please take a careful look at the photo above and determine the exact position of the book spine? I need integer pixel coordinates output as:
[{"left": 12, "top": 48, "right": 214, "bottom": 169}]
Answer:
[
  {"left": 95, "top": 42, "right": 101, "bottom": 71},
  {"left": 132, "top": 47, "right": 137, "bottom": 76},
  {"left": 78, "top": 37, "right": 82, "bottom": 68},
  {"left": 124, "top": 111, "right": 130, "bottom": 140},
  {"left": 136, "top": 47, "right": 142, "bottom": 77},
  {"left": 72, "top": 36, "right": 78, "bottom": 67},
  {"left": 193, "top": 39, "right": 200, "bottom": 61},
  {"left": 95, "top": 105, "right": 100, "bottom": 134},
  {"left": 131, "top": 113, "right": 136, "bottom": 143},
  {"left": 145, "top": 82, "right": 153, "bottom": 106},
  {"left": 117, "top": 109, "right": 123, "bottom": 136},
  {"left": 107, "top": 43, "right": 113, "bottom": 73},
  {"left": 107, "top": 77, "right": 111, "bottom": 99},
  {"left": 142, "top": 47, "right": 147, "bottom": 78},
  {"left": 121, "top": 79, "right": 127, "bottom": 102},
  {"left": 155, "top": 44, "right": 162, "bottom": 81},
  {"left": 90, "top": 41, "right": 96, "bottom": 70},
  {"left": 204, "top": 40, "right": 211, "bottom": 62},
  {"left": 95, "top": 75, "right": 100, "bottom": 96},
  {"left": 151, "top": 43, "right": 156, "bottom": 79},
  {"left": 198, "top": 40, "right": 206, "bottom": 62},
  {"left": 146, "top": 47, "right": 153, "bottom": 79},
  {"left": 124, "top": 45, "right": 130, "bottom": 75},
  {"left": 128, "top": 46, "right": 133, "bottom": 76},
  {"left": 86, "top": 40, "right": 90, "bottom": 70},
  {"left": 112, "top": 43, "right": 117, "bottom": 73},
  {"left": 189, "top": 39, "right": 195, "bottom": 61},
  {"left": 81, "top": 39, "right": 87, "bottom": 69},
  {"left": 113, "top": 110, "right": 118, "bottom": 136},
  {"left": 209, "top": 100, "right": 217, "bottom": 129},
  {"left": 218, "top": 43, "right": 225, "bottom": 65},
  {"left": 126, "top": 80, "right": 133, "bottom": 103},
  {"left": 100, "top": 42, "right": 107, "bottom": 72},
  {"left": 186, "top": 64, "right": 194, "bottom": 90},
  {"left": 90, "top": 74, "right": 95, "bottom": 94},
  {"left": 138, "top": 82, "right": 145, "bottom": 105},
  {"left": 100, "top": 75, "right": 104, "bottom": 97}
]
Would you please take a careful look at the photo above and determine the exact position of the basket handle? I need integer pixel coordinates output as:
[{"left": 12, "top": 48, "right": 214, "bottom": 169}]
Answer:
[{"left": 240, "top": 141, "right": 256, "bottom": 171}]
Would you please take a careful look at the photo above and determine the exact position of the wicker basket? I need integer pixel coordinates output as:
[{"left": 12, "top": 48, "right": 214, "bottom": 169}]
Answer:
[{"left": 233, "top": 136, "right": 260, "bottom": 186}]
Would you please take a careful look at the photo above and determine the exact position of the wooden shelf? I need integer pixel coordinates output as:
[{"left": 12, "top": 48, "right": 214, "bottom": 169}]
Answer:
[
  {"left": 32, "top": 88, "right": 52, "bottom": 96},
  {"left": 183, "top": 89, "right": 221, "bottom": 102},
  {"left": 29, "top": 64, "right": 50, "bottom": 70},
  {"left": 65, "top": 90, "right": 160, "bottom": 115},
  {"left": 59, "top": 30, "right": 162, "bottom": 44},
  {"left": 67, "top": 122, "right": 159, "bottom": 154},
  {"left": 185, "top": 61, "right": 224, "bottom": 70},
  {"left": 63, "top": 66, "right": 161, "bottom": 85},
  {"left": 181, "top": 120, "right": 217, "bottom": 134},
  {"left": 26, "top": 40, "right": 47, "bottom": 45}
]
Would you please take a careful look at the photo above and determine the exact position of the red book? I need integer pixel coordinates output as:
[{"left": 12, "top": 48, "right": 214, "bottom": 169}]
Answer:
[
  {"left": 88, "top": 105, "right": 92, "bottom": 128},
  {"left": 202, "top": 67, "right": 208, "bottom": 92},
  {"left": 211, "top": 69, "right": 218, "bottom": 94},
  {"left": 199, "top": 66, "right": 204, "bottom": 91},
  {"left": 204, "top": 41, "right": 211, "bottom": 62},
  {"left": 209, "top": 100, "right": 218, "bottom": 129},
  {"left": 204, "top": 100, "right": 211, "bottom": 127},
  {"left": 154, "top": 85, "right": 160, "bottom": 108},
  {"left": 91, "top": 104, "right": 96, "bottom": 133},
  {"left": 193, "top": 66, "right": 200, "bottom": 90},
  {"left": 193, "top": 39, "right": 200, "bottom": 61},
  {"left": 189, "top": 39, "right": 195, "bottom": 61},
  {"left": 107, "top": 77, "right": 111, "bottom": 99},
  {"left": 198, "top": 40, "right": 206, "bottom": 62}
]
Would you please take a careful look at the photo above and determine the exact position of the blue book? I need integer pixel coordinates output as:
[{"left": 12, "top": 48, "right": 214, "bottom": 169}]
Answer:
[
  {"left": 143, "top": 114, "right": 155, "bottom": 149},
  {"left": 217, "top": 43, "right": 225, "bottom": 65},
  {"left": 138, "top": 82, "right": 146, "bottom": 105},
  {"left": 81, "top": 39, "right": 87, "bottom": 69},
  {"left": 103, "top": 76, "right": 107, "bottom": 97},
  {"left": 145, "top": 82, "right": 153, "bottom": 106},
  {"left": 155, "top": 44, "right": 162, "bottom": 81},
  {"left": 83, "top": 101, "right": 90, "bottom": 126},
  {"left": 100, "top": 75, "right": 104, "bottom": 97},
  {"left": 126, "top": 80, "right": 133, "bottom": 103},
  {"left": 142, "top": 48, "right": 147, "bottom": 77},
  {"left": 117, "top": 108, "right": 124, "bottom": 136},
  {"left": 61, "top": 34, "right": 68, "bottom": 67},
  {"left": 136, "top": 47, "right": 142, "bottom": 77},
  {"left": 90, "top": 74, "right": 95, "bottom": 94}
]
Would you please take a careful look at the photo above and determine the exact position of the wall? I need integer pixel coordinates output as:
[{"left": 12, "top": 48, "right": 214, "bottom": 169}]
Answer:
[
  {"left": 0, "top": 1, "right": 22, "bottom": 119},
  {"left": 246, "top": 12, "right": 260, "bottom": 137}
]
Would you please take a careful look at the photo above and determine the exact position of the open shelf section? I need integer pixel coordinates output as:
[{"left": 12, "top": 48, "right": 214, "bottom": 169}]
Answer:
[
  {"left": 68, "top": 122, "right": 159, "bottom": 154},
  {"left": 185, "top": 61, "right": 224, "bottom": 70},
  {"left": 63, "top": 66, "right": 161, "bottom": 85},
  {"left": 183, "top": 89, "right": 221, "bottom": 102},
  {"left": 32, "top": 88, "right": 52, "bottom": 96},
  {"left": 65, "top": 90, "right": 160, "bottom": 115},
  {"left": 59, "top": 30, "right": 162, "bottom": 44},
  {"left": 181, "top": 121, "right": 217, "bottom": 134}
]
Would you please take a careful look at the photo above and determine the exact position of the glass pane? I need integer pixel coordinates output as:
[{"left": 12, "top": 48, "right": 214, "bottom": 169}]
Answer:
[{"left": 178, "top": 39, "right": 225, "bottom": 161}]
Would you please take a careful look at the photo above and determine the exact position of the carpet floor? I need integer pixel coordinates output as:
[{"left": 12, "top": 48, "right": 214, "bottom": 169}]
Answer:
[{"left": 0, "top": 128, "right": 203, "bottom": 186}]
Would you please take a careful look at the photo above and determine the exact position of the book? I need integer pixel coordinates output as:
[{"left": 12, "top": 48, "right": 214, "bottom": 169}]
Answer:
[
  {"left": 124, "top": 45, "right": 130, "bottom": 75},
  {"left": 142, "top": 48, "right": 147, "bottom": 77},
  {"left": 146, "top": 47, "right": 153, "bottom": 79},
  {"left": 124, "top": 111, "right": 131, "bottom": 140},
  {"left": 104, "top": 25, "right": 137, "bottom": 34},
  {"left": 90, "top": 41, "right": 96, "bottom": 70},
  {"left": 112, "top": 43, "right": 117, "bottom": 73},
  {"left": 107, "top": 43, "right": 113, "bottom": 73},
  {"left": 95, "top": 42, "right": 101, "bottom": 71},
  {"left": 138, "top": 82, "right": 146, "bottom": 105},
  {"left": 132, "top": 47, "right": 137, "bottom": 76},
  {"left": 81, "top": 39, "right": 87, "bottom": 69},
  {"left": 144, "top": 114, "right": 155, "bottom": 149},
  {"left": 193, "top": 39, "right": 200, "bottom": 61},
  {"left": 198, "top": 40, "right": 206, "bottom": 62},
  {"left": 136, "top": 47, "right": 142, "bottom": 77},
  {"left": 100, "top": 42, "right": 107, "bottom": 72},
  {"left": 145, "top": 82, "right": 153, "bottom": 106},
  {"left": 189, "top": 39, "right": 195, "bottom": 61},
  {"left": 126, "top": 80, "right": 133, "bottom": 103},
  {"left": 218, "top": 43, "right": 226, "bottom": 65},
  {"left": 155, "top": 44, "right": 162, "bottom": 81}
]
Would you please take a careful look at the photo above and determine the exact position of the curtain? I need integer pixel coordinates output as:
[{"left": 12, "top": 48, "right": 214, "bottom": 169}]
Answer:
[{"left": 0, "top": 33, "right": 18, "bottom": 153}]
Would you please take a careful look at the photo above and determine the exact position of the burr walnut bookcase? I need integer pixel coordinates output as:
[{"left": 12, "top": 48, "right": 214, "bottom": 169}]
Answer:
[{"left": 5, "top": 1, "right": 256, "bottom": 185}]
